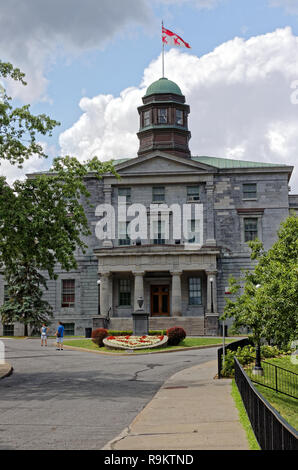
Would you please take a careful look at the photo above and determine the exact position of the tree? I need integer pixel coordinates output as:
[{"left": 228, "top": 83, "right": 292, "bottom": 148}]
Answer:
[
  {"left": 222, "top": 214, "right": 298, "bottom": 349},
  {"left": 0, "top": 61, "right": 59, "bottom": 166},
  {"left": 0, "top": 156, "right": 118, "bottom": 334}
]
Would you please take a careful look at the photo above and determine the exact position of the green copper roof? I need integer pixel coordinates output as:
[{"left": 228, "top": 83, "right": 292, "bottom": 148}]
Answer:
[
  {"left": 113, "top": 155, "right": 286, "bottom": 169},
  {"left": 145, "top": 77, "right": 183, "bottom": 97},
  {"left": 191, "top": 156, "right": 285, "bottom": 168}
]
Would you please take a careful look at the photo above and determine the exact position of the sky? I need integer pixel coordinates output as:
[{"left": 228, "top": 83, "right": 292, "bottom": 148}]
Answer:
[{"left": 1, "top": 0, "right": 298, "bottom": 192}]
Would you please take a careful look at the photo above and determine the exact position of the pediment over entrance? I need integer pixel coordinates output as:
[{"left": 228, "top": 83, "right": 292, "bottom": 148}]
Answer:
[{"left": 114, "top": 151, "right": 216, "bottom": 175}]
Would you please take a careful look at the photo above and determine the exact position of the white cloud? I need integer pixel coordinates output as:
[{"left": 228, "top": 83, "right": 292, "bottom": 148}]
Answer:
[
  {"left": 0, "top": 143, "right": 56, "bottom": 185},
  {"left": 156, "top": 0, "right": 223, "bottom": 8},
  {"left": 0, "top": 0, "right": 151, "bottom": 102},
  {"left": 59, "top": 27, "right": 298, "bottom": 193}
]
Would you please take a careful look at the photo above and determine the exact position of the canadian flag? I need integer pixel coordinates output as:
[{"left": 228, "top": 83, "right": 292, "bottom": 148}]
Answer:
[{"left": 162, "top": 26, "right": 191, "bottom": 49}]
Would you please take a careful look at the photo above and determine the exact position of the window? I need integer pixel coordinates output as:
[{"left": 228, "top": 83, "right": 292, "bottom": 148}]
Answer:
[
  {"left": 153, "top": 219, "right": 166, "bottom": 245},
  {"left": 118, "top": 221, "right": 131, "bottom": 246},
  {"left": 118, "top": 187, "right": 131, "bottom": 203},
  {"left": 3, "top": 324, "right": 14, "bottom": 336},
  {"left": 3, "top": 285, "right": 9, "bottom": 303},
  {"left": 119, "top": 279, "right": 131, "bottom": 306},
  {"left": 189, "top": 278, "right": 202, "bottom": 305},
  {"left": 158, "top": 108, "right": 167, "bottom": 124},
  {"left": 243, "top": 183, "right": 257, "bottom": 199},
  {"left": 61, "top": 279, "right": 75, "bottom": 307},
  {"left": 143, "top": 110, "right": 151, "bottom": 127},
  {"left": 244, "top": 218, "right": 258, "bottom": 242},
  {"left": 176, "top": 109, "right": 183, "bottom": 126},
  {"left": 152, "top": 186, "right": 165, "bottom": 202},
  {"left": 63, "top": 323, "right": 75, "bottom": 336},
  {"left": 187, "top": 186, "right": 200, "bottom": 201}
]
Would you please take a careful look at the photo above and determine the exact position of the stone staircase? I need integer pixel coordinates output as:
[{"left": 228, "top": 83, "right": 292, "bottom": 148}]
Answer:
[{"left": 98, "top": 316, "right": 205, "bottom": 336}]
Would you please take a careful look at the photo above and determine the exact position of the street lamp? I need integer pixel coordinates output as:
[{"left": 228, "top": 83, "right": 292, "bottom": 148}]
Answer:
[{"left": 210, "top": 276, "right": 214, "bottom": 314}]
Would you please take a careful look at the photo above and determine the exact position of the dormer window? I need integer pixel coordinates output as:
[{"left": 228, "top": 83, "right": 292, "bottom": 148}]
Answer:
[
  {"left": 143, "top": 110, "right": 151, "bottom": 127},
  {"left": 158, "top": 108, "right": 167, "bottom": 124},
  {"left": 176, "top": 109, "right": 183, "bottom": 126}
]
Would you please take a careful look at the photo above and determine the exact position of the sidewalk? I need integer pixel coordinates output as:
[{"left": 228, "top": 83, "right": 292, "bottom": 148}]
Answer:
[{"left": 103, "top": 359, "right": 249, "bottom": 450}]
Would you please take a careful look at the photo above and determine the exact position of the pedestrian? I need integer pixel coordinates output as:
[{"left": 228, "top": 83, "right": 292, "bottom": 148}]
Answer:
[
  {"left": 55, "top": 321, "right": 65, "bottom": 351},
  {"left": 40, "top": 324, "right": 49, "bottom": 347}
]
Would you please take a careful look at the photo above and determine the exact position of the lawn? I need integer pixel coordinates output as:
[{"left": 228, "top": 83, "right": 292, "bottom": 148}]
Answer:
[
  {"left": 63, "top": 336, "right": 233, "bottom": 354},
  {"left": 251, "top": 356, "right": 298, "bottom": 430}
]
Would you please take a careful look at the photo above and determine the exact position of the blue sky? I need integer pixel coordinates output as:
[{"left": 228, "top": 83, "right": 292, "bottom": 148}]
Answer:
[{"left": 1, "top": 0, "right": 298, "bottom": 191}]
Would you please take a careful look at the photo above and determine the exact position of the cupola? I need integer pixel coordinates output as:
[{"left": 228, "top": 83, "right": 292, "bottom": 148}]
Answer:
[{"left": 137, "top": 77, "right": 191, "bottom": 158}]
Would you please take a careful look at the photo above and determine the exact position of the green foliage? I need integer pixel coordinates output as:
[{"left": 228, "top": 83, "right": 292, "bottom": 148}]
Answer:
[
  {"left": 0, "top": 264, "right": 53, "bottom": 335},
  {"left": 222, "top": 214, "right": 298, "bottom": 349},
  {"left": 221, "top": 345, "right": 283, "bottom": 378},
  {"left": 0, "top": 61, "right": 59, "bottom": 166}
]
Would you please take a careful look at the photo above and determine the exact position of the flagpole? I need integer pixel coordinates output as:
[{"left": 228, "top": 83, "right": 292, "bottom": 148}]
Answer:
[{"left": 162, "top": 20, "right": 164, "bottom": 78}]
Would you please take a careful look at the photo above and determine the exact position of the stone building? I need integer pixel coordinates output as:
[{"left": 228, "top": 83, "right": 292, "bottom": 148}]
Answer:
[{"left": 0, "top": 77, "right": 296, "bottom": 336}]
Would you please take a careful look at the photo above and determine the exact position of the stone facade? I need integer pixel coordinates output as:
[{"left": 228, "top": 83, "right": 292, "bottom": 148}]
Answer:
[{"left": 0, "top": 78, "right": 296, "bottom": 336}]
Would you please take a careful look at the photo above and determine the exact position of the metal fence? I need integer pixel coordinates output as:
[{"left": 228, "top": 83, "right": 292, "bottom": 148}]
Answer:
[
  {"left": 217, "top": 337, "right": 253, "bottom": 378},
  {"left": 234, "top": 357, "right": 298, "bottom": 450},
  {"left": 246, "top": 361, "right": 298, "bottom": 399}
]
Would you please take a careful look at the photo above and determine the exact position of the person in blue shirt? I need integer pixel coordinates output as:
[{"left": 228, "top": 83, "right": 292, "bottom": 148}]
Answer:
[{"left": 55, "top": 321, "right": 65, "bottom": 351}]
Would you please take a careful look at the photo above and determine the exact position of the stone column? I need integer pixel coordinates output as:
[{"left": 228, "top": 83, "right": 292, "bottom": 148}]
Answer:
[
  {"left": 206, "top": 181, "right": 216, "bottom": 246},
  {"left": 99, "top": 272, "right": 111, "bottom": 317},
  {"left": 133, "top": 271, "right": 145, "bottom": 311},
  {"left": 171, "top": 271, "right": 182, "bottom": 316}
]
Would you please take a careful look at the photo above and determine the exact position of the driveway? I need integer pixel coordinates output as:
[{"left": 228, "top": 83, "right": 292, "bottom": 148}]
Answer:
[{"left": 0, "top": 338, "right": 217, "bottom": 450}]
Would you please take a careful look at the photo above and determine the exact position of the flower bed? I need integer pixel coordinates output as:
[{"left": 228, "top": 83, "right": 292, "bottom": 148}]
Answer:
[{"left": 103, "top": 334, "right": 168, "bottom": 350}]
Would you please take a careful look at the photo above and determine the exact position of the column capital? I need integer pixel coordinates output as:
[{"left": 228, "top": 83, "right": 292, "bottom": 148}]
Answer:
[
  {"left": 170, "top": 270, "right": 183, "bottom": 276},
  {"left": 132, "top": 271, "right": 145, "bottom": 277},
  {"left": 206, "top": 270, "right": 217, "bottom": 277},
  {"left": 99, "top": 271, "right": 111, "bottom": 278}
]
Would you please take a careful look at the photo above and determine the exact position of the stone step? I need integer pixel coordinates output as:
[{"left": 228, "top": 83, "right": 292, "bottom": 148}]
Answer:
[{"left": 95, "top": 317, "right": 205, "bottom": 336}]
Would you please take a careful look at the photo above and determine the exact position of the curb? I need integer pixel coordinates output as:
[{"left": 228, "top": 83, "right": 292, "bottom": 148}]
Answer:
[
  {"left": 62, "top": 343, "right": 222, "bottom": 356},
  {"left": 0, "top": 364, "right": 13, "bottom": 380}
]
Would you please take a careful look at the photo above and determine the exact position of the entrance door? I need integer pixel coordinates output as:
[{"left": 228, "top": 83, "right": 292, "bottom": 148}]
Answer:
[{"left": 151, "top": 285, "right": 170, "bottom": 316}]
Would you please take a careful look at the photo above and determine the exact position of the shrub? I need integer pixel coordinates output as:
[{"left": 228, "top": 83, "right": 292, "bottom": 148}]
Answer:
[
  {"left": 166, "top": 326, "right": 186, "bottom": 346},
  {"left": 221, "top": 344, "right": 283, "bottom": 378},
  {"left": 91, "top": 328, "right": 108, "bottom": 347}
]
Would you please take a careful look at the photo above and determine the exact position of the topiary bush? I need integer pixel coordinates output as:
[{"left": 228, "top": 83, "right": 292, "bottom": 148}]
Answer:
[
  {"left": 91, "top": 328, "right": 108, "bottom": 347},
  {"left": 166, "top": 326, "right": 186, "bottom": 346}
]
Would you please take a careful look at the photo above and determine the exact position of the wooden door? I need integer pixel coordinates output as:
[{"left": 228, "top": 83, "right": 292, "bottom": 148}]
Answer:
[{"left": 151, "top": 285, "right": 170, "bottom": 316}]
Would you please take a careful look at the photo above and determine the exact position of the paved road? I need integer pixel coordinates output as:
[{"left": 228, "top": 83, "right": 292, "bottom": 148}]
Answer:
[{"left": 0, "top": 338, "right": 217, "bottom": 450}]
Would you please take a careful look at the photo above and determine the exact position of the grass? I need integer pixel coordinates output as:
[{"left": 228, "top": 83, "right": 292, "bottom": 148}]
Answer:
[
  {"left": 245, "top": 356, "right": 297, "bottom": 431},
  {"left": 231, "top": 379, "right": 260, "bottom": 450},
  {"left": 63, "top": 336, "right": 233, "bottom": 354}
]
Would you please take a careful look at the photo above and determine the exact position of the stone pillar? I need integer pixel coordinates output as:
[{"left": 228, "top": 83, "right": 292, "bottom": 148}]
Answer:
[
  {"left": 171, "top": 271, "right": 182, "bottom": 316},
  {"left": 133, "top": 272, "right": 145, "bottom": 311},
  {"left": 99, "top": 272, "right": 111, "bottom": 317},
  {"left": 102, "top": 184, "right": 113, "bottom": 248},
  {"left": 206, "top": 181, "right": 216, "bottom": 246}
]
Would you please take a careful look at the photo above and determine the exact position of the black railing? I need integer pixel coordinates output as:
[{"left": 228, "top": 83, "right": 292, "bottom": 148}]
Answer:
[
  {"left": 246, "top": 361, "right": 298, "bottom": 399},
  {"left": 217, "top": 337, "right": 253, "bottom": 378},
  {"left": 234, "top": 357, "right": 298, "bottom": 450}
]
